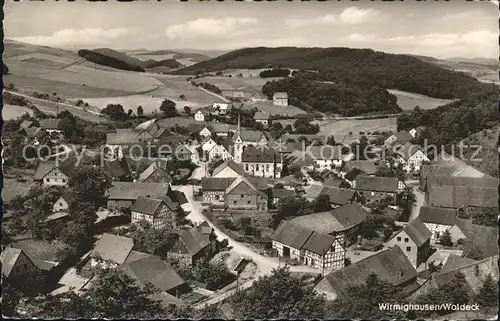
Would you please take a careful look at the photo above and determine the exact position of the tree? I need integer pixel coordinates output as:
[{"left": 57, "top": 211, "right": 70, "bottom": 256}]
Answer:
[
  {"left": 326, "top": 273, "right": 403, "bottom": 319},
  {"left": 183, "top": 106, "right": 191, "bottom": 115},
  {"left": 465, "top": 246, "right": 484, "bottom": 261},
  {"left": 359, "top": 217, "right": 380, "bottom": 240},
  {"left": 193, "top": 258, "right": 232, "bottom": 290},
  {"left": 69, "top": 166, "right": 112, "bottom": 206},
  {"left": 326, "top": 135, "right": 336, "bottom": 146},
  {"left": 271, "top": 197, "right": 312, "bottom": 228},
  {"left": 127, "top": 109, "right": 133, "bottom": 117},
  {"left": 101, "top": 104, "right": 127, "bottom": 120},
  {"left": 231, "top": 266, "right": 325, "bottom": 319},
  {"left": 311, "top": 193, "right": 332, "bottom": 212},
  {"left": 476, "top": 273, "right": 498, "bottom": 309},
  {"left": 131, "top": 227, "right": 176, "bottom": 260},
  {"left": 160, "top": 99, "right": 177, "bottom": 117},
  {"left": 137, "top": 106, "right": 144, "bottom": 116},
  {"left": 438, "top": 230, "right": 453, "bottom": 247}
]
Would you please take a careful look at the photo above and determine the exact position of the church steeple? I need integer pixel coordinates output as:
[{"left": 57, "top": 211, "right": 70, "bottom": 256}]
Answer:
[
  {"left": 233, "top": 112, "right": 243, "bottom": 164},
  {"left": 237, "top": 112, "right": 241, "bottom": 135}
]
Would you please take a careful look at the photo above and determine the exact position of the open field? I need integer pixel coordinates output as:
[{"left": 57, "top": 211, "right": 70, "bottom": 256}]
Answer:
[
  {"left": 388, "top": 89, "right": 455, "bottom": 110},
  {"left": 2, "top": 104, "right": 33, "bottom": 120},
  {"left": 199, "top": 75, "right": 276, "bottom": 97},
  {"left": 1, "top": 178, "right": 35, "bottom": 204},
  {"left": 243, "top": 101, "right": 306, "bottom": 117},
  {"left": 315, "top": 117, "right": 397, "bottom": 138}
]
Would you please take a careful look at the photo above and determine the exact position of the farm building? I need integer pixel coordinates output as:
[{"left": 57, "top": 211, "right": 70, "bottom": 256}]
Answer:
[
  {"left": 130, "top": 196, "right": 178, "bottom": 229},
  {"left": 386, "top": 218, "right": 432, "bottom": 268},
  {"left": 106, "top": 182, "right": 172, "bottom": 212},
  {"left": 273, "top": 92, "right": 288, "bottom": 106},
  {"left": 353, "top": 175, "right": 399, "bottom": 205},
  {"left": 169, "top": 223, "right": 218, "bottom": 267},
  {"left": 393, "top": 142, "right": 430, "bottom": 173},
  {"left": 194, "top": 110, "right": 207, "bottom": 122},
  {"left": 254, "top": 111, "right": 271, "bottom": 128},
  {"left": 418, "top": 206, "right": 459, "bottom": 244},
  {"left": 34, "top": 161, "right": 74, "bottom": 187}
]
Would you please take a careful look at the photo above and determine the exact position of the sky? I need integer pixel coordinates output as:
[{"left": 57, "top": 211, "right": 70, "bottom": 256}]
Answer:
[{"left": 4, "top": 0, "right": 499, "bottom": 59}]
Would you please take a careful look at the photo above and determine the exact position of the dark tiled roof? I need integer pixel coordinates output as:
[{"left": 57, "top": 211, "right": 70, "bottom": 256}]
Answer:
[
  {"left": 226, "top": 176, "right": 259, "bottom": 195},
  {"left": 320, "top": 187, "right": 356, "bottom": 206},
  {"left": 91, "top": 233, "right": 134, "bottom": 265},
  {"left": 355, "top": 175, "right": 398, "bottom": 193},
  {"left": 33, "top": 161, "right": 74, "bottom": 180},
  {"left": 403, "top": 218, "right": 431, "bottom": 247},
  {"left": 24, "top": 127, "right": 43, "bottom": 138},
  {"left": 104, "top": 158, "right": 130, "bottom": 179},
  {"left": 106, "top": 182, "right": 170, "bottom": 200},
  {"left": 272, "top": 188, "right": 295, "bottom": 199},
  {"left": 201, "top": 177, "right": 235, "bottom": 191},
  {"left": 138, "top": 161, "right": 173, "bottom": 183},
  {"left": 440, "top": 254, "right": 477, "bottom": 273},
  {"left": 427, "top": 175, "right": 499, "bottom": 188},
  {"left": 120, "top": 255, "right": 186, "bottom": 292},
  {"left": 342, "top": 160, "right": 377, "bottom": 175},
  {"left": 242, "top": 146, "right": 275, "bottom": 163},
  {"left": 289, "top": 212, "right": 344, "bottom": 234},
  {"left": 60, "top": 191, "right": 74, "bottom": 206},
  {"left": 271, "top": 220, "right": 314, "bottom": 250},
  {"left": 427, "top": 185, "right": 498, "bottom": 208},
  {"left": 457, "top": 219, "right": 499, "bottom": 258},
  {"left": 239, "top": 130, "right": 266, "bottom": 143},
  {"left": 131, "top": 197, "right": 165, "bottom": 216},
  {"left": 1, "top": 247, "right": 23, "bottom": 278},
  {"left": 39, "top": 118, "right": 61, "bottom": 130},
  {"left": 329, "top": 203, "right": 369, "bottom": 229},
  {"left": 393, "top": 131, "right": 413, "bottom": 144},
  {"left": 178, "top": 227, "right": 210, "bottom": 255},
  {"left": 321, "top": 247, "right": 417, "bottom": 297},
  {"left": 106, "top": 129, "right": 140, "bottom": 145},
  {"left": 273, "top": 92, "right": 288, "bottom": 99},
  {"left": 302, "top": 232, "right": 336, "bottom": 256},
  {"left": 396, "top": 142, "right": 424, "bottom": 160},
  {"left": 418, "top": 206, "right": 458, "bottom": 226},
  {"left": 254, "top": 111, "right": 271, "bottom": 120}
]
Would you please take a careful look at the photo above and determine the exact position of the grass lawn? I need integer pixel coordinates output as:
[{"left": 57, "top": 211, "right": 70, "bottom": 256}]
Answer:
[{"left": 315, "top": 117, "right": 397, "bottom": 141}]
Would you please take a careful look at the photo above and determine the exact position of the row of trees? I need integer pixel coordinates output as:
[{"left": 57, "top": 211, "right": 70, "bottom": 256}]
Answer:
[
  {"left": 259, "top": 68, "right": 291, "bottom": 78},
  {"left": 101, "top": 99, "right": 178, "bottom": 120}
]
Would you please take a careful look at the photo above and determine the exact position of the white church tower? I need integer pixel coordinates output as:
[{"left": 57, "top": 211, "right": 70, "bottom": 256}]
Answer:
[{"left": 233, "top": 113, "right": 243, "bottom": 164}]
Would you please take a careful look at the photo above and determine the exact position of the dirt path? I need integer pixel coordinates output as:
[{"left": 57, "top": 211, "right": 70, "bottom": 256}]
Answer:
[{"left": 197, "top": 86, "right": 230, "bottom": 103}]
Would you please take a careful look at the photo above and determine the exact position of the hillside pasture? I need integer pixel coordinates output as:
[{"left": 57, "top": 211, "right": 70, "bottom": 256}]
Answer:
[
  {"left": 388, "top": 89, "right": 454, "bottom": 110},
  {"left": 315, "top": 117, "right": 397, "bottom": 140},
  {"left": 243, "top": 101, "right": 307, "bottom": 118},
  {"left": 2, "top": 104, "right": 33, "bottom": 120}
]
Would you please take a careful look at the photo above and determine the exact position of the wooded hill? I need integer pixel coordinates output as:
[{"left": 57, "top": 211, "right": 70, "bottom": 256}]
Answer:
[
  {"left": 174, "top": 47, "right": 488, "bottom": 100},
  {"left": 78, "top": 48, "right": 182, "bottom": 72},
  {"left": 262, "top": 77, "right": 401, "bottom": 116}
]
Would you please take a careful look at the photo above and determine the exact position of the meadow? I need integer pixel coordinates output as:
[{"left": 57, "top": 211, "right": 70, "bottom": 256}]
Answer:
[
  {"left": 315, "top": 117, "right": 398, "bottom": 140},
  {"left": 2, "top": 104, "right": 33, "bottom": 120},
  {"left": 388, "top": 89, "right": 455, "bottom": 110}
]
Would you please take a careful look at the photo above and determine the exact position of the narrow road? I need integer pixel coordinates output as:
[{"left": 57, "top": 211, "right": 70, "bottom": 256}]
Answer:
[
  {"left": 408, "top": 181, "right": 426, "bottom": 221},
  {"left": 197, "top": 86, "right": 230, "bottom": 103},
  {"left": 172, "top": 185, "right": 322, "bottom": 308}
]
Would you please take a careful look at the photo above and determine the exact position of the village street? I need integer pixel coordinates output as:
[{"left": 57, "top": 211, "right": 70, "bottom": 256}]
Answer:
[
  {"left": 408, "top": 179, "right": 426, "bottom": 221},
  {"left": 172, "top": 185, "right": 323, "bottom": 307}
]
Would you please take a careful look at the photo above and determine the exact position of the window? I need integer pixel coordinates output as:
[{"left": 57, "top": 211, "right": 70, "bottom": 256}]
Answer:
[
  {"left": 397, "top": 237, "right": 401, "bottom": 242},
  {"left": 247, "top": 200, "right": 251, "bottom": 204},
  {"left": 266, "top": 164, "right": 269, "bottom": 172},
  {"left": 241, "top": 194, "right": 244, "bottom": 198},
  {"left": 404, "top": 238, "right": 409, "bottom": 243},
  {"left": 406, "top": 247, "right": 411, "bottom": 252},
  {"left": 233, "top": 200, "right": 237, "bottom": 204},
  {"left": 60, "top": 202, "right": 63, "bottom": 206},
  {"left": 256, "top": 164, "right": 260, "bottom": 171},
  {"left": 245, "top": 164, "right": 249, "bottom": 171}
]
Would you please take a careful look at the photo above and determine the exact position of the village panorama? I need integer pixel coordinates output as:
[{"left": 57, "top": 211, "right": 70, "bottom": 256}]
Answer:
[{"left": 2, "top": 1, "right": 499, "bottom": 320}]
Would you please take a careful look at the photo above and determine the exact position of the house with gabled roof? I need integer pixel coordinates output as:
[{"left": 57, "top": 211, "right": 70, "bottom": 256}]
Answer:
[
  {"left": 211, "top": 159, "right": 246, "bottom": 178},
  {"left": 319, "top": 187, "right": 361, "bottom": 208},
  {"left": 386, "top": 218, "right": 432, "bottom": 268},
  {"left": 254, "top": 111, "right": 271, "bottom": 128},
  {"left": 273, "top": 92, "right": 288, "bottom": 106},
  {"left": 39, "top": 118, "right": 62, "bottom": 134},
  {"left": 419, "top": 165, "right": 456, "bottom": 191},
  {"left": 169, "top": 224, "right": 218, "bottom": 266},
  {"left": 271, "top": 188, "right": 295, "bottom": 206},
  {"left": 418, "top": 206, "right": 459, "bottom": 243},
  {"left": 90, "top": 233, "right": 135, "bottom": 269},
  {"left": 137, "top": 160, "right": 173, "bottom": 183},
  {"left": 103, "top": 158, "right": 132, "bottom": 182},
  {"left": 341, "top": 160, "right": 377, "bottom": 182},
  {"left": 201, "top": 177, "right": 235, "bottom": 208},
  {"left": 208, "top": 138, "right": 233, "bottom": 161},
  {"left": 53, "top": 191, "right": 73, "bottom": 213},
  {"left": 225, "top": 176, "right": 268, "bottom": 211},
  {"left": 314, "top": 246, "right": 418, "bottom": 300},
  {"left": 353, "top": 175, "right": 399, "bottom": 205},
  {"left": 120, "top": 254, "right": 190, "bottom": 298},
  {"left": 194, "top": 110, "right": 207, "bottom": 122},
  {"left": 384, "top": 130, "right": 414, "bottom": 147},
  {"left": 272, "top": 220, "right": 345, "bottom": 271},
  {"left": 106, "top": 182, "right": 172, "bottom": 212},
  {"left": 290, "top": 145, "right": 343, "bottom": 171},
  {"left": 34, "top": 161, "right": 74, "bottom": 187},
  {"left": 241, "top": 145, "right": 280, "bottom": 178},
  {"left": 448, "top": 219, "right": 499, "bottom": 259},
  {"left": 212, "top": 103, "right": 229, "bottom": 115},
  {"left": 410, "top": 254, "right": 499, "bottom": 301},
  {"left": 131, "top": 196, "right": 178, "bottom": 229},
  {"left": 1, "top": 247, "right": 40, "bottom": 280},
  {"left": 394, "top": 142, "right": 430, "bottom": 173}
]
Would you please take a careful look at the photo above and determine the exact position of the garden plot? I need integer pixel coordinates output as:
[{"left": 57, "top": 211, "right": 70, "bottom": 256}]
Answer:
[{"left": 388, "top": 89, "right": 454, "bottom": 110}]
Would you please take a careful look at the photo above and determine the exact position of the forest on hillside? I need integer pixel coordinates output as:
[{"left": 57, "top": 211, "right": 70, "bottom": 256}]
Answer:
[
  {"left": 174, "top": 47, "right": 488, "bottom": 100},
  {"left": 262, "top": 77, "right": 401, "bottom": 116},
  {"left": 397, "top": 86, "right": 499, "bottom": 147}
]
